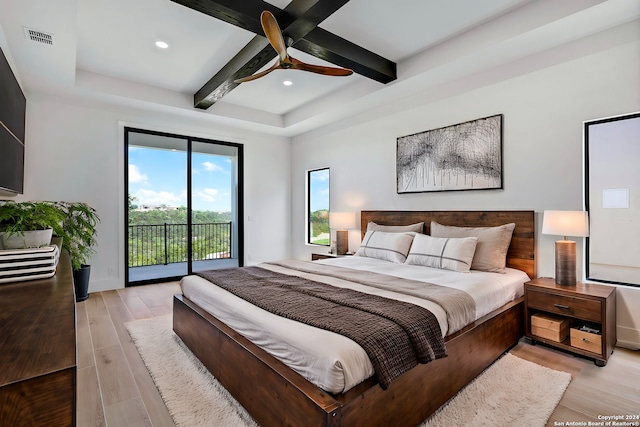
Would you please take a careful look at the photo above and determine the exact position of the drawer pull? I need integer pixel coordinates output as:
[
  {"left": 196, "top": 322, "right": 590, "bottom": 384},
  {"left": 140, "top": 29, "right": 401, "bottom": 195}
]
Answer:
[{"left": 553, "top": 303, "right": 570, "bottom": 309}]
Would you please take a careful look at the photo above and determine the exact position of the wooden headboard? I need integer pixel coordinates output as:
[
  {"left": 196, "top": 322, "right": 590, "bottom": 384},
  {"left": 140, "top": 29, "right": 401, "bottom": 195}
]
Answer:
[{"left": 360, "top": 210, "right": 536, "bottom": 279}]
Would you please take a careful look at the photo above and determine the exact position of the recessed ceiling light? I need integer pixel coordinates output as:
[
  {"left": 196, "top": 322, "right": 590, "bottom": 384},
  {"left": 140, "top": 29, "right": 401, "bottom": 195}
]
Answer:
[
  {"left": 155, "top": 40, "right": 169, "bottom": 49},
  {"left": 283, "top": 80, "right": 293, "bottom": 86}
]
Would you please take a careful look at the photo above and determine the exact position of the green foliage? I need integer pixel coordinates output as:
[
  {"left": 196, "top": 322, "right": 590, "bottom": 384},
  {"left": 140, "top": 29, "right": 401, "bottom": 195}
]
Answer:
[
  {"left": 0, "top": 201, "right": 66, "bottom": 237},
  {"left": 58, "top": 202, "right": 100, "bottom": 271},
  {"left": 128, "top": 207, "right": 231, "bottom": 225},
  {"left": 128, "top": 194, "right": 138, "bottom": 213},
  {"left": 0, "top": 201, "right": 99, "bottom": 271},
  {"left": 128, "top": 209, "right": 233, "bottom": 267},
  {"left": 309, "top": 209, "right": 329, "bottom": 246},
  {"left": 310, "top": 209, "right": 329, "bottom": 236}
]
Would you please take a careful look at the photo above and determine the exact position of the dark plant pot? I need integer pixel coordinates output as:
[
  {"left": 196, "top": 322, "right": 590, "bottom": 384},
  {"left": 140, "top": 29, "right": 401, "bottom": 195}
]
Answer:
[{"left": 73, "top": 264, "right": 91, "bottom": 302}]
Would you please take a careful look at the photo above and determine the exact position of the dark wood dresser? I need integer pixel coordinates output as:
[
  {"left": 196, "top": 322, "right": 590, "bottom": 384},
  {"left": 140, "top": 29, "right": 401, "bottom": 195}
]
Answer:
[{"left": 0, "top": 251, "right": 76, "bottom": 426}]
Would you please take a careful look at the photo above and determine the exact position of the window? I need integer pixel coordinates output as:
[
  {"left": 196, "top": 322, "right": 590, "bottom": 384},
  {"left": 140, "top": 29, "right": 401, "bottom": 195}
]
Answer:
[
  {"left": 585, "top": 112, "right": 640, "bottom": 287},
  {"left": 307, "top": 168, "right": 330, "bottom": 245}
]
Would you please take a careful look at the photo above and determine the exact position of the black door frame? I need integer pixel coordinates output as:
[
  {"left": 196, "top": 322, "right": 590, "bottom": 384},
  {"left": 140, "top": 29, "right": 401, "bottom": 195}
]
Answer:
[{"left": 124, "top": 127, "right": 244, "bottom": 286}]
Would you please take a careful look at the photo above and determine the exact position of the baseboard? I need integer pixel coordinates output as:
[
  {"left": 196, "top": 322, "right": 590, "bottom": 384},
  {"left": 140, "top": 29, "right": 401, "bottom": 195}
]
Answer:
[
  {"left": 616, "top": 341, "right": 640, "bottom": 351},
  {"left": 89, "top": 277, "right": 124, "bottom": 293},
  {"left": 616, "top": 325, "right": 640, "bottom": 350}
]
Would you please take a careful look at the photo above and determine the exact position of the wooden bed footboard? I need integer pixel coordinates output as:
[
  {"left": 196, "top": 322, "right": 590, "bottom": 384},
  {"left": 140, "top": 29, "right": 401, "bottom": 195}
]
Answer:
[
  {"left": 173, "top": 210, "right": 534, "bottom": 426},
  {"left": 173, "top": 294, "right": 524, "bottom": 427},
  {"left": 173, "top": 294, "right": 342, "bottom": 427}
]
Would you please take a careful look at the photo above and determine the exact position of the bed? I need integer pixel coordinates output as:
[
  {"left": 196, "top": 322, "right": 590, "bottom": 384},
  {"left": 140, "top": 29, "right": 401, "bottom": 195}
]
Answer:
[{"left": 173, "top": 210, "right": 536, "bottom": 427}]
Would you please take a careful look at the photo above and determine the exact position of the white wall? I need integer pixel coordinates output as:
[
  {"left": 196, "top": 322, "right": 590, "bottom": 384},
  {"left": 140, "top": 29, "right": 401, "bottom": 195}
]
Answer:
[
  {"left": 291, "top": 33, "right": 640, "bottom": 347},
  {"left": 3, "top": 17, "right": 638, "bottom": 347},
  {"left": 18, "top": 93, "right": 291, "bottom": 292}
]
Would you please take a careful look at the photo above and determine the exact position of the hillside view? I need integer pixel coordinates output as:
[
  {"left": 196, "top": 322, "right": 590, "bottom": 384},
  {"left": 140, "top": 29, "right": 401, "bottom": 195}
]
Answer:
[
  {"left": 128, "top": 196, "right": 232, "bottom": 267},
  {"left": 310, "top": 209, "right": 330, "bottom": 245}
]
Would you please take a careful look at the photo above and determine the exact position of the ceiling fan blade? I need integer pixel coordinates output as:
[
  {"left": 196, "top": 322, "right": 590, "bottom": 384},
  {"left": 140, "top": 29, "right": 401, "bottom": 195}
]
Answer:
[
  {"left": 233, "top": 61, "right": 281, "bottom": 83},
  {"left": 290, "top": 56, "right": 353, "bottom": 77},
  {"left": 261, "top": 11, "right": 288, "bottom": 62},
  {"left": 234, "top": 11, "right": 352, "bottom": 84}
]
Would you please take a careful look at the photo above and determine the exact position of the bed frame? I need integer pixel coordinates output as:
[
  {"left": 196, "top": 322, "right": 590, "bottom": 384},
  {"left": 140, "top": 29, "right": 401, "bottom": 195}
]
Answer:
[{"left": 173, "top": 210, "right": 535, "bottom": 427}]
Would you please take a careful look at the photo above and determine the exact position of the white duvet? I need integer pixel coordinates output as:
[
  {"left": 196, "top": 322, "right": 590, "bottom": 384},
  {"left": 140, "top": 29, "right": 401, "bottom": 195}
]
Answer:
[{"left": 179, "top": 256, "right": 528, "bottom": 393}]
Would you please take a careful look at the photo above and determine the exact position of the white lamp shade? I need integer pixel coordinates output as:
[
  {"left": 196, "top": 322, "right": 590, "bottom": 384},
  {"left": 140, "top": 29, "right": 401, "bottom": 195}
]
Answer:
[
  {"left": 542, "top": 210, "right": 589, "bottom": 237},
  {"left": 329, "top": 212, "right": 356, "bottom": 230}
]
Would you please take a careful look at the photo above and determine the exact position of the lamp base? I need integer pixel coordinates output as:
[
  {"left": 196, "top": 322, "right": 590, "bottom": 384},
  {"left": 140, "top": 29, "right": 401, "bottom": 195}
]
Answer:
[
  {"left": 336, "top": 230, "right": 348, "bottom": 255},
  {"left": 555, "top": 240, "right": 576, "bottom": 286}
]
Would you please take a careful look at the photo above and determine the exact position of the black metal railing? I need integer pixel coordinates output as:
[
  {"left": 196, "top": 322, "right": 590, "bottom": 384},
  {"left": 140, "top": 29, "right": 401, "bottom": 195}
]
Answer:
[{"left": 128, "top": 222, "right": 232, "bottom": 267}]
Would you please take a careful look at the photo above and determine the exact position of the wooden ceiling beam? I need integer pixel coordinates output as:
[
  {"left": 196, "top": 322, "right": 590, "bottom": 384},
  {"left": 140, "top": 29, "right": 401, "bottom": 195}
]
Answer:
[
  {"left": 172, "top": 0, "right": 397, "bottom": 109},
  {"left": 293, "top": 29, "right": 396, "bottom": 84},
  {"left": 193, "top": 37, "right": 272, "bottom": 109},
  {"left": 170, "top": 0, "right": 280, "bottom": 35},
  {"left": 188, "top": 0, "right": 350, "bottom": 109}
]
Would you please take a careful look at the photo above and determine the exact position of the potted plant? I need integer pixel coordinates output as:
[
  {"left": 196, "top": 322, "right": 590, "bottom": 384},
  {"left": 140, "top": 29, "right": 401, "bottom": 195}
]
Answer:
[
  {"left": 58, "top": 202, "right": 100, "bottom": 302},
  {"left": 0, "top": 201, "right": 66, "bottom": 249},
  {"left": 0, "top": 200, "right": 99, "bottom": 300}
]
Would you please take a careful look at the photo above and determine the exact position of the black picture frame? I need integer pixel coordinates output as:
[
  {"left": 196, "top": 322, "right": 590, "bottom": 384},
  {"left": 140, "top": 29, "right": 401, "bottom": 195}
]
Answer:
[{"left": 396, "top": 114, "right": 503, "bottom": 194}]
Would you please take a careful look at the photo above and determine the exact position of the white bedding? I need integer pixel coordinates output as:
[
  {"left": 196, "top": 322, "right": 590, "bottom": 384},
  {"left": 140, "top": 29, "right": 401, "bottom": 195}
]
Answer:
[{"left": 179, "top": 257, "right": 529, "bottom": 393}]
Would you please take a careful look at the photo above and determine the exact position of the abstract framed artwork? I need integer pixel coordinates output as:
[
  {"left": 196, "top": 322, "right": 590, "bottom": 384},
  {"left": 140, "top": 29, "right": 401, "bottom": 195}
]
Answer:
[{"left": 396, "top": 114, "right": 503, "bottom": 193}]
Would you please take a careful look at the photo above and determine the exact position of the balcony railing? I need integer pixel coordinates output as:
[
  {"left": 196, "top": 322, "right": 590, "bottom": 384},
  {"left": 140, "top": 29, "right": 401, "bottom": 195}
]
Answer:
[{"left": 128, "top": 222, "right": 232, "bottom": 267}]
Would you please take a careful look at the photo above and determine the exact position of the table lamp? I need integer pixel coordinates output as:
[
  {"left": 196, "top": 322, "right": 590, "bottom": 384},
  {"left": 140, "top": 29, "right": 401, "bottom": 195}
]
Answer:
[
  {"left": 542, "top": 210, "right": 589, "bottom": 285},
  {"left": 329, "top": 212, "right": 356, "bottom": 255}
]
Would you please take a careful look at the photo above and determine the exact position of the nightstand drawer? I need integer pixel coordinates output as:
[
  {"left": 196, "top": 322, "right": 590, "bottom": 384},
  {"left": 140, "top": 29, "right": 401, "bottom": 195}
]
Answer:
[
  {"left": 570, "top": 328, "right": 602, "bottom": 354},
  {"left": 527, "top": 289, "right": 601, "bottom": 323}
]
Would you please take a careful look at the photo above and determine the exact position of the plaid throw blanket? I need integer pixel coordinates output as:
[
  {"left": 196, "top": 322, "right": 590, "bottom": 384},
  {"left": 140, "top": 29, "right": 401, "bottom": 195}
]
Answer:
[{"left": 196, "top": 266, "right": 447, "bottom": 390}]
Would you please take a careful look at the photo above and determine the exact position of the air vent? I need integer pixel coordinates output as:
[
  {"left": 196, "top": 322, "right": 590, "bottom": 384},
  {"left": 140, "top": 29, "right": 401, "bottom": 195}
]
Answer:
[{"left": 23, "top": 27, "right": 54, "bottom": 46}]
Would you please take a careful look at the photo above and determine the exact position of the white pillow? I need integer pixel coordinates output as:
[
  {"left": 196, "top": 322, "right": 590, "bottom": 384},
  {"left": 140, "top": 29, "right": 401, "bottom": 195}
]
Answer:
[
  {"left": 430, "top": 221, "right": 515, "bottom": 273},
  {"left": 355, "top": 231, "right": 415, "bottom": 264},
  {"left": 366, "top": 221, "right": 424, "bottom": 234},
  {"left": 405, "top": 234, "right": 478, "bottom": 272}
]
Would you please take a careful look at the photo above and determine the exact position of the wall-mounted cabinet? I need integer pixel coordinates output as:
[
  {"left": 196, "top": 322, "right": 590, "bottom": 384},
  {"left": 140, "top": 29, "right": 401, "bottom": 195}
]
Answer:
[{"left": 0, "top": 46, "right": 26, "bottom": 195}]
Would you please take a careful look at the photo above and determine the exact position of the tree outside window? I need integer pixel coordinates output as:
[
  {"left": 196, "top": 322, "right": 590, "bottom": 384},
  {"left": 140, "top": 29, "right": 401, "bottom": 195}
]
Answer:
[{"left": 308, "top": 168, "right": 329, "bottom": 245}]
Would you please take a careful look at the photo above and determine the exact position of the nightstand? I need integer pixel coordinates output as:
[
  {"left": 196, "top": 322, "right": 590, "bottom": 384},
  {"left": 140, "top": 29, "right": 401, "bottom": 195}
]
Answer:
[
  {"left": 311, "top": 253, "right": 334, "bottom": 261},
  {"left": 524, "top": 278, "right": 616, "bottom": 366},
  {"left": 311, "top": 253, "right": 352, "bottom": 261}
]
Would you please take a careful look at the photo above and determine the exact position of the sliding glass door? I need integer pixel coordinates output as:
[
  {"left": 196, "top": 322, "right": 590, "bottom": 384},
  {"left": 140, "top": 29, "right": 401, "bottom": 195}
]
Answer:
[
  {"left": 125, "top": 128, "right": 243, "bottom": 285},
  {"left": 190, "top": 140, "right": 241, "bottom": 273}
]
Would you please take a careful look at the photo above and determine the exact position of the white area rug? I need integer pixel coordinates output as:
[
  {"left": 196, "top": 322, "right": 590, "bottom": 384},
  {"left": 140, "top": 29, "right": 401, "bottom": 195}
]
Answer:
[
  {"left": 126, "top": 315, "right": 571, "bottom": 427},
  {"left": 422, "top": 352, "right": 571, "bottom": 427}
]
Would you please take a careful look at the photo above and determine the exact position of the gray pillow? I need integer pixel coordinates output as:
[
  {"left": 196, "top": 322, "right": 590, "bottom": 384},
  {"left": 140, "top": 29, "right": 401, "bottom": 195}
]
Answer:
[
  {"left": 430, "top": 221, "right": 515, "bottom": 273},
  {"left": 367, "top": 221, "right": 424, "bottom": 233}
]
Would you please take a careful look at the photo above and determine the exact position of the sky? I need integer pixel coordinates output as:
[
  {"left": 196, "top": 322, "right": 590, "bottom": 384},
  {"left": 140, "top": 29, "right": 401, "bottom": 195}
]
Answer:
[
  {"left": 128, "top": 146, "right": 233, "bottom": 212},
  {"left": 309, "top": 168, "right": 330, "bottom": 212}
]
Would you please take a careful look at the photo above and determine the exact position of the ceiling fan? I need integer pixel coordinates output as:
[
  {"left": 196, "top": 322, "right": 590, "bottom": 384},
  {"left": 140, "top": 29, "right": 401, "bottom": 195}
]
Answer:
[{"left": 234, "top": 11, "right": 354, "bottom": 84}]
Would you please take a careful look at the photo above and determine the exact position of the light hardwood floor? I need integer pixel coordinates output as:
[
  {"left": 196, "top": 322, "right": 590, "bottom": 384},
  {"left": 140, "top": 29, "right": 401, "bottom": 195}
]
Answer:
[{"left": 77, "top": 283, "right": 640, "bottom": 427}]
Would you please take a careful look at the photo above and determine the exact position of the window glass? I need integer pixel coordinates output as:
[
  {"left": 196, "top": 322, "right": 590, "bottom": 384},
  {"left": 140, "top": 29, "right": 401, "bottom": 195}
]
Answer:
[
  {"left": 308, "top": 168, "right": 329, "bottom": 245},
  {"left": 585, "top": 113, "right": 640, "bottom": 286}
]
